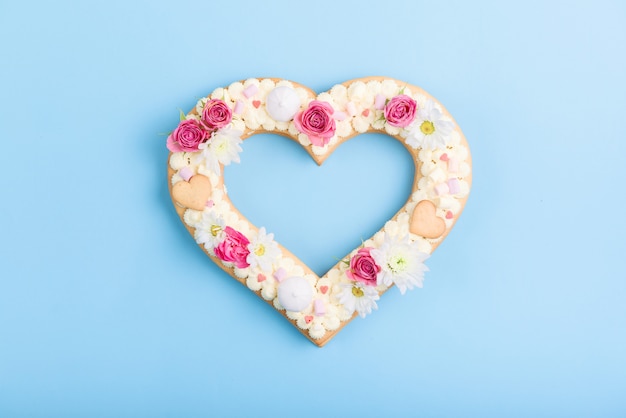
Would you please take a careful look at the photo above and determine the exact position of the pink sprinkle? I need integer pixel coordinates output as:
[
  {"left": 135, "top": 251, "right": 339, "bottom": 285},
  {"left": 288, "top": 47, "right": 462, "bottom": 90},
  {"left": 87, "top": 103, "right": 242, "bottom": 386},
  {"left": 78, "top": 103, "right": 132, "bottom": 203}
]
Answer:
[
  {"left": 447, "top": 157, "right": 459, "bottom": 173},
  {"left": 439, "top": 153, "right": 449, "bottom": 162},
  {"left": 179, "top": 167, "right": 193, "bottom": 181},
  {"left": 361, "top": 109, "right": 370, "bottom": 117},
  {"left": 448, "top": 178, "right": 461, "bottom": 194},
  {"left": 304, "top": 315, "right": 313, "bottom": 324},
  {"left": 314, "top": 299, "right": 325, "bottom": 316},
  {"left": 233, "top": 100, "right": 244, "bottom": 114},
  {"left": 374, "top": 94, "right": 386, "bottom": 110},
  {"left": 206, "top": 200, "right": 214, "bottom": 208},
  {"left": 445, "top": 211, "right": 454, "bottom": 219},
  {"left": 346, "top": 102, "right": 357, "bottom": 116},
  {"left": 333, "top": 111, "right": 347, "bottom": 121},
  {"left": 319, "top": 285, "right": 329, "bottom": 294},
  {"left": 257, "top": 274, "right": 266, "bottom": 283},
  {"left": 243, "top": 84, "right": 258, "bottom": 98},
  {"left": 435, "top": 183, "right": 449, "bottom": 196},
  {"left": 273, "top": 268, "right": 286, "bottom": 282}
]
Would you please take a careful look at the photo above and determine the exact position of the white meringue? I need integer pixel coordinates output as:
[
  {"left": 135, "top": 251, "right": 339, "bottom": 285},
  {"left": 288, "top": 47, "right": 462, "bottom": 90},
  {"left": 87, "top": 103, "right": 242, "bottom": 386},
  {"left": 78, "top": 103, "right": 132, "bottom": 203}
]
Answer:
[{"left": 266, "top": 86, "right": 301, "bottom": 122}]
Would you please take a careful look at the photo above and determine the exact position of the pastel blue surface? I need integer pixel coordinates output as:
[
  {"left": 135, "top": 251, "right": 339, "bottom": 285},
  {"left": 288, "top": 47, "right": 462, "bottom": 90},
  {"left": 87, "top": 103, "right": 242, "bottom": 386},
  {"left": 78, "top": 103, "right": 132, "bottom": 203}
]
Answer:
[{"left": 1, "top": 1, "right": 625, "bottom": 417}]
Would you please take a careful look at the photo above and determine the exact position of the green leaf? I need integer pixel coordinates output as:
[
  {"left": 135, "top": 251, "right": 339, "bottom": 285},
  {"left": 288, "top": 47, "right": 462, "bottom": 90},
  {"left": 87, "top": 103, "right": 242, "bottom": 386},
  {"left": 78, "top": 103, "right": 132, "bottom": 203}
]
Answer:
[{"left": 179, "top": 108, "right": 186, "bottom": 121}]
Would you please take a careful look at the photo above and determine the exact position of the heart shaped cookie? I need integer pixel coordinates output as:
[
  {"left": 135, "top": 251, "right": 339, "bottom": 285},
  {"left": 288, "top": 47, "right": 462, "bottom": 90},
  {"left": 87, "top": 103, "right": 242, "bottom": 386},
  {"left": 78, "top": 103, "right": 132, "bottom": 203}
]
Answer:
[{"left": 167, "top": 77, "right": 472, "bottom": 346}]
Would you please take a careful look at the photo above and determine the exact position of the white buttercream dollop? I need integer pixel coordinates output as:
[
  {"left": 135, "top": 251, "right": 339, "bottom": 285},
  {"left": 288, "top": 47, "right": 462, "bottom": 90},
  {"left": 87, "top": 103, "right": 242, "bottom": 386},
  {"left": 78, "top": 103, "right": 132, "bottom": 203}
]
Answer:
[
  {"left": 261, "top": 285, "right": 276, "bottom": 301},
  {"left": 308, "top": 324, "right": 326, "bottom": 340},
  {"left": 323, "top": 316, "right": 341, "bottom": 331},
  {"left": 296, "top": 315, "right": 314, "bottom": 329},
  {"left": 246, "top": 276, "right": 262, "bottom": 292},
  {"left": 266, "top": 86, "right": 301, "bottom": 122}
]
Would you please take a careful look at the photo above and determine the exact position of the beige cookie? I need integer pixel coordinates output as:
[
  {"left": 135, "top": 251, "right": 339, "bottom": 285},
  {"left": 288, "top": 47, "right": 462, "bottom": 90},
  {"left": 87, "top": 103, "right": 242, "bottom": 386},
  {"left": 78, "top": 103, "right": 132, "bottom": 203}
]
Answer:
[
  {"left": 409, "top": 200, "right": 446, "bottom": 239},
  {"left": 171, "top": 175, "right": 212, "bottom": 211}
]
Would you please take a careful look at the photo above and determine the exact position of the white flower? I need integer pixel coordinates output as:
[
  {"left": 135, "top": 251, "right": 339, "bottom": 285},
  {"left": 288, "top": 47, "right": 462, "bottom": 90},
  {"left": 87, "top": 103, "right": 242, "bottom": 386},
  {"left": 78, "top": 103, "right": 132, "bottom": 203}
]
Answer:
[
  {"left": 370, "top": 233, "right": 429, "bottom": 295},
  {"left": 197, "top": 126, "right": 243, "bottom": 175},
  {"left": 405, "top": 99, "right": 454, "bottom": 150},
  {"left": 246, "top": 227, "right": 281, "bottom": 272},
  {"left": 337, "top": 281, "right": 379, "bottom": 318},
  {"left": 193, "top": 209, "right": 226, "bottom": 250}
]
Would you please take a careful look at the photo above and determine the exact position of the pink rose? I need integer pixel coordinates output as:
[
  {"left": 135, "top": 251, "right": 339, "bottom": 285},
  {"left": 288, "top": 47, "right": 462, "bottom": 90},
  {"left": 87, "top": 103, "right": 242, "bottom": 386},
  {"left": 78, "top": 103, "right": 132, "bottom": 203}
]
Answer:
[
  {"left": 293, "top": 100, "right": 336, "bottom": 146},
  {"left": 384, "top": 94, "right": 417, "bottom": 128},
  {"left": 202, "top": 99, "right": 232, "bottom": 130},
  {"left": 166, "top": 119, "right": 209, "bottom": 152},
  {"left": 214, "top": 226, "right": 250, "bottom": 269},
  {"left": 346, "top": 247, "right": 381, "bottom": 287}
]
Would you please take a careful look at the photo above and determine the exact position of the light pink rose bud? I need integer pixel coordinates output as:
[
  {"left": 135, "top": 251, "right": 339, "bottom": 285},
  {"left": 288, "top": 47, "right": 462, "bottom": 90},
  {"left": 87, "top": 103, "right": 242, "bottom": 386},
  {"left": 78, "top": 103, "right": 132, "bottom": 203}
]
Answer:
[
  {"left": 214, "top": 226, "right": 251, "bottom": 269},
  {"left": 384, "top": 94, "right": 417, "bottom": 128},
  {"left": 293, "top": 100, "right": 336, "bottom": 146},
  {"left": 166, "top": 119, "right": 209, "bottom": 152},
  {"left": 346, "top": 247, "right": 381, "bottom": 287},
  {"left": 202, "top": 99, "right": 232, "bottom": 130}
]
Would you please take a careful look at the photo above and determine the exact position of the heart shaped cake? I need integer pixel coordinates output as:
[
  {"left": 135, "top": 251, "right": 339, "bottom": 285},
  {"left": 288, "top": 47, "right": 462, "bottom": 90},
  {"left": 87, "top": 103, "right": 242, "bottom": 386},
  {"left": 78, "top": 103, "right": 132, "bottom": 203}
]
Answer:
[{"left": 166, "top": 77, "right": 472, "bottom": 346}]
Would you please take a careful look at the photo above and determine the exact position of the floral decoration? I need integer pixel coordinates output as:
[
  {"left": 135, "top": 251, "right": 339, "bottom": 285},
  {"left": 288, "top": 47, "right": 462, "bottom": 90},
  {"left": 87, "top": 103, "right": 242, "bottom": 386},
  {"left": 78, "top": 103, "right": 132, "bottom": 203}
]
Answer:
[
  {"left": 166, "top": 119, "right": 209, "bottom": 152},
  {"left": 198, "top": 126, "right": 243, "bottom": 176},
  {"left": 337, "top": 281, "right": 380, "bottom": 318},
  {"left": 246, "top": 227, "right": 281, "bottom": 272},
  {"left": 193, "top": 209, "right": 226, "bottom": 250},
  {"left": 214, "top": 226, "right": 251, "bottom": 269},
  {"left": 202, "top": 99, "right": 233, "bottom": 130},
  {"left": 384, "top": 94, "right": 417, "bottom": 128},
  {"left": 293, "top": 100, "right": 336, "bottom": 146},
  {"left": 345, "top": 247, "right": 380, "bottom": 287},
  {"left": 167, "top": 98, "right": 243, "bottom": 176},
  {"left": 371, "top": 233, "right": 430, "bottom": 295},
  {"left": 406, "top": 99, "right": 455, "bottom": 150}
]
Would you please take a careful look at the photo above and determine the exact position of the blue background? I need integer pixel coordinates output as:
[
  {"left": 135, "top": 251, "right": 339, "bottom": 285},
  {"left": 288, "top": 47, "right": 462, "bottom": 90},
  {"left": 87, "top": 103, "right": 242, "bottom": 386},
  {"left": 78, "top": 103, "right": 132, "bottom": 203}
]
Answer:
[{"left": 1, "top": 1, "right": 625, "bottom": 416}]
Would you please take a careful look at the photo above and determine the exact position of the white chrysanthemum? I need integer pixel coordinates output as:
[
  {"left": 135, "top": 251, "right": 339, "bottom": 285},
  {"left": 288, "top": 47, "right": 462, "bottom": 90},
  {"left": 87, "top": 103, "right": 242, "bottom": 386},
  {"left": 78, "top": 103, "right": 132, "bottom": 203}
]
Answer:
[
  {"left": 405, "top": 99, "right": 454, "bottom": 150},
  {"left": 370, "top": 233, "right": 430, "bottom": 295},
  {"left": 193, "top": 210, "right": 226, "bottom": 250},
  {"left": 337, "top": 282, "right": 379, "bottom": 318},
  {"left": 197, "top": 126, "right": 243, "bottom": 175},
  {"left": 246, "top": 227, "right": 281, "bottom": 272}
]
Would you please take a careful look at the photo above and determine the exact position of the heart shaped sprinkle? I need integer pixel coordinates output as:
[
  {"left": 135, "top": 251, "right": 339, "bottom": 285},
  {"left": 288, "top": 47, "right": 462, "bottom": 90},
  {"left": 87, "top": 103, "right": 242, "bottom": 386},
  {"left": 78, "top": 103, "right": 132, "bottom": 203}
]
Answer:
[{"left": 167, "top": 77, "right": 472, "bottom": 346}]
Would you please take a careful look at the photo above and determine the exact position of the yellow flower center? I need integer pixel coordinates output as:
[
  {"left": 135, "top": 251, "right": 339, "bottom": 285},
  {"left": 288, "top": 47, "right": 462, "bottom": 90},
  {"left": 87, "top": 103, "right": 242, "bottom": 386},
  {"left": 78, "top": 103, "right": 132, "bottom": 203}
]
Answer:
[
  {"left": 210, "top": 225, "right": 221, "bottom": 236},
  {"left": 388, "top": 256, "right": 407, "bottom": 274},
  {"left": 351, "top": 286, "right": 364, "bottom": 298},
  {"left": 254, "top": 244, "right": 266, "bottom": 256},
  {"left": 420, "top": 120, "right": 435, "bottom": 135}
]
